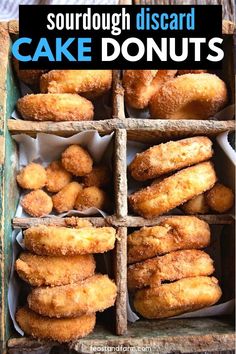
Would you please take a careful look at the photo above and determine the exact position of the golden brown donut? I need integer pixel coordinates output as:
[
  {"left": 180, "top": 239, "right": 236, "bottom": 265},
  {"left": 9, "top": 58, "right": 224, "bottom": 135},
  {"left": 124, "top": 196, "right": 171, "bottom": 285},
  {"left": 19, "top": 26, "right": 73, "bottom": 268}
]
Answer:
[
  {"left": 27, "top": 274, "right": 117, "bottom": 318},
  {"left": 21, "top": 190, "right": 53, "bottom": 217},
  {"left": 16, "top": 307, "right": 95, "bottom": 342},
  {"left": 74, "top": 186, "right": 109, "bottom": 211},
  {"left": 24, "top": 225, "right": 116, "bottom": 256},
  {"left": 17, "top": 93, "right": 94, "bottom": 121},
  {"left": 181, "top": 193, "right": 210, "bottom": 214},
  {"left": 15, "top": 252, "right": 95, "bottom": 287},
  {"left": 82, "top": 165, "right": 111, "bottom": 187},
  {"left": 149, "top": 73, "right": 228, "bottom": 119},
  {"left": 129, "top": 136, "right": 213, "bottom": 181},
  {"left": 123, "top": 70, "right": 177, "bottom": 109},
  {"left": 134, "top": 276, "right": 222, "bottom": 319},
  {"left": 127, "top": 216, "right": 210, "bottom": 264},
  {"left": 12, "top": 57, "right": 47, "bottom": 88},
  {"left": 52, "top": 182, "right": 82, "bottom": 213},
  {"left": 129, "top": 162, "right": 217, "bottom": 218},
  {"left": 40, "top": 70, "right": 112, "bottom": 98},
  {"left": 61, "top": 145, "right": 93, "bottom": 176},
  {"left": 45, "top": 161, "right": 72, "bottom": 193},
  {"left": 128, "top": 249, "right": 214, "bottom": 290},
  {"left": 17, "top": 163, "right": 47, "bottom": 190},
  {"left": 206, "top": 183, "right": 234, "bottom": 213}
]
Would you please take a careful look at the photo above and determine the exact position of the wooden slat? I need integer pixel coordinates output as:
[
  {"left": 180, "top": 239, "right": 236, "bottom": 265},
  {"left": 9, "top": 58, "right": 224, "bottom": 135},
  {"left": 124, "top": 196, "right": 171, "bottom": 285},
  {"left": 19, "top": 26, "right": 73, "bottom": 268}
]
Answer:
[
  {"left": 115, "top": 129, "right": 128, "bottom": 218},
  {"left": 115, "top": 227, "right": 127, "bottom": 335}
]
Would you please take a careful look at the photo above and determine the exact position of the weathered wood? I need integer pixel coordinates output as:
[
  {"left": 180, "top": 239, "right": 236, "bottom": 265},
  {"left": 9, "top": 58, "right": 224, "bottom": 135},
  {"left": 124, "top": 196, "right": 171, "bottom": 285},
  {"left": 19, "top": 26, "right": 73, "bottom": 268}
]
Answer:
[
  {"left": 115, "top": 129, "right": 128, "bottom": 218},
  {"left": 115, "top": 228, "right": 127, "bottom": 335},
  {"left": 113, "top": 71, "right": 125, "bottom": 120}
]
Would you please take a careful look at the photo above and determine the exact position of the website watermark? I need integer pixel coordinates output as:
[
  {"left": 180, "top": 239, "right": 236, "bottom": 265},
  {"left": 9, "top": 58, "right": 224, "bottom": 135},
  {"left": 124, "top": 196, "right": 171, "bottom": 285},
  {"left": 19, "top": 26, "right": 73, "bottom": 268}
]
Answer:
[{"left": 88, "top": 345, "right": 152, "bottom": 352}]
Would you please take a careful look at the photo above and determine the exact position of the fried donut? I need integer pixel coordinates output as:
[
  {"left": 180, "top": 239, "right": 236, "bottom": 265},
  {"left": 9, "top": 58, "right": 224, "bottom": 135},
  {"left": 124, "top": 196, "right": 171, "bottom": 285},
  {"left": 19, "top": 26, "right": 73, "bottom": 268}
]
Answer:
[
  {"left": 178, "top": 70, "right": 207, "bottom": 75},
  {"left": 206, "top": 183, "right": 234, "bottom": 213},
  {"left": 129, "top": 162, "right": 217, "bottom": 218},
  {"left": 182, "top": 193, "right": 210, "bottom": 214},
  {"left": 52, "top": 182, "right": 82, "bottom": 213},
  {"left": 16, "top": 307, "right": 95, "bottom": 342},
  {"left": 82, "top": 165, "right": 111, "bottom": 187},
  {"left": 45, "top": 161, "right": 72, "bottom": 193},
  {"left": 12, "top": 57, "right": 47, "bottom": 88},
  {"left": 21, "top": 190, "right": 53, "bottom": 217},
  {"left": 128, "top": 250, "right": 214, "bottom": 290},
  {"left": 134, "top": 276, "right": 222, "bottom": 319},
  {"left": 75, "top": 186, "right": 109, "bottom": 211},
  {"left": 15, "top": 252, "right": 95, "bottom": 287},
  {"left": 24, "top": 225, "right": 116, "bottom": 256},
  {"left": 129, "top": 136, "right": 213, "bottom": 181},
  {"left": 123, "top": 70, "right": 177, "bottom": 109},
  {"left": 28, "top": 274, "right": 117, "bottom": 318},
  {"left": 61, "top": 145, "right": 93, "bottom": 176},
  {"left": 127, "top": 216, "right": 210, "bottom": 264},
  {"left": 149, "top": 73, "right": 228, "bottom": 119},
  {"left": 17, "top": 163, "right": 47, "bottom": 190},
  {"left": 17, "top": 93, "right": 94, "bottom": 121},
  {"left": 40, "top": 70, "right": 112, "bottom": 98}
]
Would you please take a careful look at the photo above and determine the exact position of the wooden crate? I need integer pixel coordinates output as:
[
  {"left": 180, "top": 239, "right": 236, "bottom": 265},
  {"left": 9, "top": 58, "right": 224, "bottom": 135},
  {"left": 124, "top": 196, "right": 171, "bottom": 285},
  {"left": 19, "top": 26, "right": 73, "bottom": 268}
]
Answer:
[{"left": 0, "top": 5, "right": 235, "bottom": 353}]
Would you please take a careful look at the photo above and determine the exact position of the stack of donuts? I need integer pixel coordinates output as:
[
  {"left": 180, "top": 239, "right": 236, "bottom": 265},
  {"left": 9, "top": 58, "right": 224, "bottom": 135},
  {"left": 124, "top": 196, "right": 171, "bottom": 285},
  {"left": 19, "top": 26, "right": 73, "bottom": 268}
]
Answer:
[
  {"left": 17, "top": 144, "right": 111, "bottom": 217},
  {"left": 123, "top": 70, "right": 228, "bottom": 119},
  {"left": 128, "top": 136, "right": 234, "bottom": 218},
  {"left": 13, "top": 58, "right": 112, "bottom": 121},
  {"left": 127, "top": 216, "right": 222, "bottom": 319},
  {"left": 15, "top": 220, "right": 117, "bottom": 342}
]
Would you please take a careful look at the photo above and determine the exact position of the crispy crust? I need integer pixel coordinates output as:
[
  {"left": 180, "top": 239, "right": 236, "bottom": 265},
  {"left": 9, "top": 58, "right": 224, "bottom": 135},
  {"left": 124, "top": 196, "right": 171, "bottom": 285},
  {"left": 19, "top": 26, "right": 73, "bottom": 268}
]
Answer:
[
  {"left": 21, "top": 190, "right": 53, "bottom": 217},
  {"left": 178, "top": 70, "right": 207, "bottom": 75},
  {"left": 129, "top": 162, "right": 217, "bottom": 218},
  {"left": 149, "top": 73, "right": 228, "bottom": 119},
  {"left": 75, "top": 186, "right": 109, "bottom": 211},
  {"left": 82, "top": 165, "right": 111, "bottom": 187},
  {"left": 134, "top": 276, "right": 222, "bottom": 319},
  {"left": 28, "top": 274, "right": 117, "bottom": 318},
  {"left": 128, "top": 249, "right": 214, "bottom": 290},
  {"left": 16, "top": 307, "right": 95, "bottom": 343},
  {"left": 52, "top": 182, "right": 82, "bottom": 213},
  {"left": 129, "top": 136, "right": 213, "bottom": 181},
  {"left": 123, "top": 70, "right": 177, "bottom": 109},
  {"left": 182, "top": 193, "right": 210, "bottom": 214},
  {"left": 205, "top": 183, "right": 234, "bottom": 213},
  {"left": 127, "top": 216, "right": 210, "bottom": 264},
  {"left": 45, "top": 161, "right": 72, "bottom": 193},
  {"left": 15, "top": 252, "right": 95, "bottom": 287},
  {"left": 40, "top": 70, "right": 112, "bottom": 98},
  {"left": 17, "top": 163, "right": 47, "bottom": 190},
  {"left": 24, "top": 225, "right": 116, "bottom": 256},
  {"left": 17, "top": 93, "right": 94, "bottom": 121},
  {"left": 61, "top": 145, "right": 93, "bottom": 176}
]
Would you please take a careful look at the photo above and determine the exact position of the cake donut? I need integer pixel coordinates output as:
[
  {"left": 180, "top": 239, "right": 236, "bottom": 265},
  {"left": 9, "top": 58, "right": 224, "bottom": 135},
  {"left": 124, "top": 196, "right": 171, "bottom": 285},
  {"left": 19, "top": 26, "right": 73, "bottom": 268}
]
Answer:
[
  {"left": 133, "top": 276, "right": 222, "bottom": 319},
  {"left": 123, "top": 70, "right": 177, "bottom": 109},
  {"left": 129, "top": 136, "right": 213, "bottom": 181},
  {"left": 40, "top": 70, "right": 112, "bottom": 98},
  {"left": 128, "top": 249, "right": 214, "bottom": 290},
  {"left": 128, "top": 161, "right": 217, "bottom": 218},
  {"left": 16, "top": 307, "right": 96, "bottom": 342},
  {"left": 149, "top": 73, "right": 228, "bottom": 119},
  {"left": 17, "top": 93, "right": 94, "bottom": 121}
]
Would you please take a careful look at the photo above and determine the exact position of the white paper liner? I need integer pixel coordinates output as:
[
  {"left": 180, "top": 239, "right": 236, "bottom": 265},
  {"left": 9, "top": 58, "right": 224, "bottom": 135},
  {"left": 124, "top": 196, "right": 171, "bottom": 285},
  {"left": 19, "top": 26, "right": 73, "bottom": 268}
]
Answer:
[
  {"left": 13, "top": 131, "right": 114, "bottom": 218},
  {"left": 126, "top": 138, "right": 235, "bottom": 322}
]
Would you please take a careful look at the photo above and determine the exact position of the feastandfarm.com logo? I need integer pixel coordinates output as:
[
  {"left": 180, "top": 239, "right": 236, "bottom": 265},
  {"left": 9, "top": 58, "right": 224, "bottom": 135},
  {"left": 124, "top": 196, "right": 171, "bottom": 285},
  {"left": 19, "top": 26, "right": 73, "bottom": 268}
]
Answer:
[{"left": 87, "top": 345, "right": 152, "bottom": 352}]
